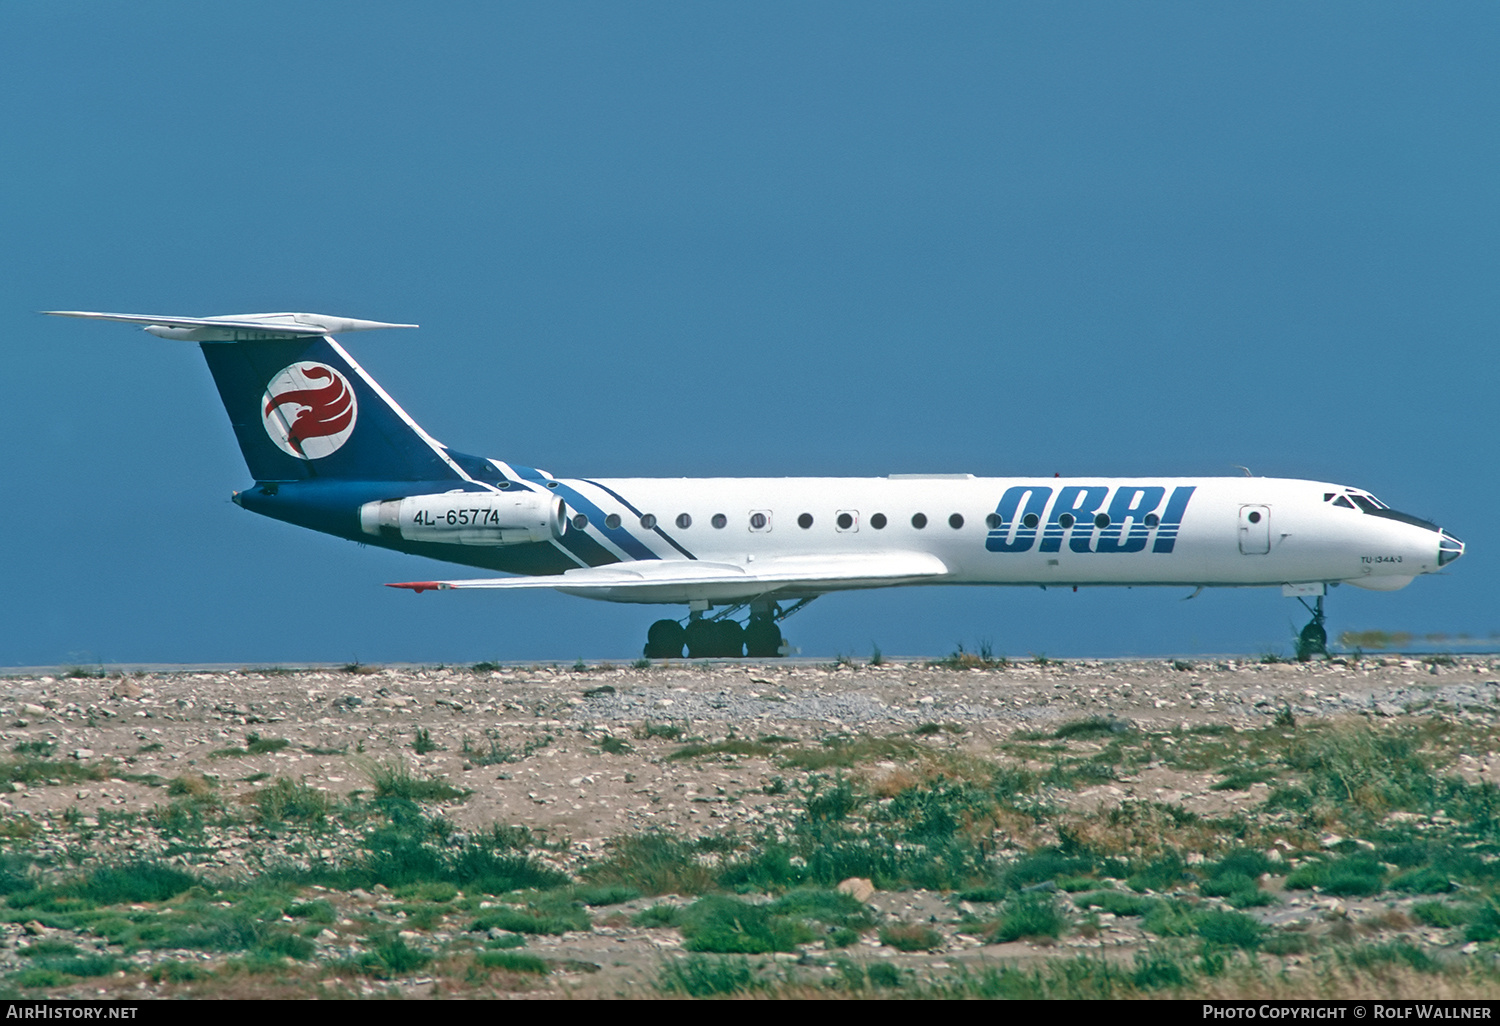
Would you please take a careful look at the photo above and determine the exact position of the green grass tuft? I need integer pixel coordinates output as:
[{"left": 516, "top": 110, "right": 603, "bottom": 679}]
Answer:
[
  {"left": 658, "top": 955, "right": 766, "bottom": 997},
  {"left": 584, "top": 832, "right": 716, "bottom": 895},
  {"left": 475, "top": 950, "right": 549, "bottom": 974},
  {"left": 365, "top": 760, "right": 469, "bottom": 803},
  {"left": 678, "top": 895, "right": 814, "bottom": 953},
  {"left": 253, "top": 778, "right": 330, "bottom": 823},
  {"left": 879, "top": 923, "right": 943, "bottom": 951},
  {"left": 989, "top": 892, "right": 1068, "bottom": 943}
]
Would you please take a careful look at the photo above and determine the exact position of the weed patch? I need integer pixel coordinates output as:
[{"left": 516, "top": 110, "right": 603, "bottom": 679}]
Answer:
[
  {"left": 365, "top": 760, "right": 469, "bottom": 803},
  {"left": 252, "top": 778, "right": 330, "bottom": 824},
  {"left": 584, "top": 832, "right": 715, "bottom": 895},
  {"left": 596, "top": 735, "right": 632, "bottom": 755},
  {"left": 475, "top": 950, "right": 549, "bottom": 974},
  {"left": 470, "top": 902, "right": 590, "bottom": 936},
  {"left": 411, "top": 728, "right": 440, "bottom": 755},
  {"left": 209, "top": 732, "right": 290, "bottom": 759},
  {"left": 678, "top": 895, "right": 813, "bottom": 953},
  {"left": 988, "top": 892, "right": 1068, "bottom": 943},
  {"left": 1074, "top": 891, "right": 1155, "bottom": 917},
  {"left": 929, "top": 642, "right": 1008, "bottom": 670},
  {"left": 636, "top": 722, "right": 685, "bottom": 741},
  {"left": 0, "top": 758, "right": 110, "bottom": 787},
  {"left": 1285, "top": 855, "right": 1386, "bottom": 897},
  {"left": 658, "top": 955, "right": 768, "bottom": 997},
  {"left": 879, "top": 922, "right": 943, "bottom": 951}
]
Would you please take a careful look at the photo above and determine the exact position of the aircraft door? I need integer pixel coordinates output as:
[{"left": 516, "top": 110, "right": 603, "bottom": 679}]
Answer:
[{"left": 1238, "top": 505, "right": 1270, "bottom": 555}]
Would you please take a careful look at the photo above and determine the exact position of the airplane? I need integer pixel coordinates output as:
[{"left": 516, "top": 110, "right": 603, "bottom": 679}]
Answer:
[{"left": 50, "top": 309, "right": 1466, "bottom": 661}]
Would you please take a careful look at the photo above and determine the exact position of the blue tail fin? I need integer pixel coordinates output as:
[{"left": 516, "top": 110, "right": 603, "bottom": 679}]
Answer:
[
  {"left": 48, "top": 310, "right": 468, "bottom": 484},
  {"left": 200, "top": 335, "right": 462, "bottom": 483}
]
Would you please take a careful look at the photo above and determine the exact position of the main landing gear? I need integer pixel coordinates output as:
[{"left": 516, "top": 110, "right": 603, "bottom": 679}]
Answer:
[
  {"left": 643, "top": 599, "right": 812, "bottom": 659},
  {"left": 1295, "top": 594, "right": 1329, "bottom": 662}
]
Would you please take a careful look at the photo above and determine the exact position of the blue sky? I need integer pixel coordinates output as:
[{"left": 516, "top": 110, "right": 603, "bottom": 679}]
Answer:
[{"left": 3, "top": 2, "right": 1495, "bottom": 666}]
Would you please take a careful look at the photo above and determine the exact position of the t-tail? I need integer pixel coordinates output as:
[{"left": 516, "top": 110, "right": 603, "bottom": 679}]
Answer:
[
  {"left": 47, "top": 310, "right": 461, "bottom": 483},
  {"left": 46, "top": 311, "right": 570, "bottom": 570}
]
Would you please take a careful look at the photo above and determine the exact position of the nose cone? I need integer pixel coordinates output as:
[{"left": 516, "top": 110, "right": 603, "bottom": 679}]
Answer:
[{"left": 1439, "top": 531, "right": 1464, "bottom": 567}]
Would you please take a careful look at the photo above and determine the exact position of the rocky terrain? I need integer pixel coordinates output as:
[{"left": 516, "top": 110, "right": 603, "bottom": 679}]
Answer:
[{"left": 1, "top": 654, "right": 1498, "bottom": 999}]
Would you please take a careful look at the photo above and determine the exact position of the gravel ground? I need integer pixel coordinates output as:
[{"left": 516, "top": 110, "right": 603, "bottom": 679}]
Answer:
[{"left": 2, "top": 654, "right": 1498, "bottom": 998}]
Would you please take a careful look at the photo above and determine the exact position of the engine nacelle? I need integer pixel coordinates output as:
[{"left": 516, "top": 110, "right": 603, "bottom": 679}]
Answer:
[{"left": 359, "top": 489, "right": 566, "bottom": 546}]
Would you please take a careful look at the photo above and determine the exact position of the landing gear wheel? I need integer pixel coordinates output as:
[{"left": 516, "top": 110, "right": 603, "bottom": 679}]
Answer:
[
  {"left": 1296, "top": 621, "right": 1327, "bottom": 662},
  {"left": 714, "top": 619, "right": 745, "bottom": 658},
  {"left": 644, "top": 619, "right": 685, "bottom": 659},
  {"left": 744, "top": 618, "right": 783, "bottom": 658},
  {"left": 685, "top": 618, "right": 744, "bottom": 657},
  {"left": 1295, "top": 595, "right": 1329, "bottom": 662},
  {"left": 684, "top": 618, "right": 717, "bottom": 658}
]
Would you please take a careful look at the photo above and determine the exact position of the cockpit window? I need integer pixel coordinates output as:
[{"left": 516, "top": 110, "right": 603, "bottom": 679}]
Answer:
[{"left": 1327, "top": 489, "right": 1389, "bottom": 513}]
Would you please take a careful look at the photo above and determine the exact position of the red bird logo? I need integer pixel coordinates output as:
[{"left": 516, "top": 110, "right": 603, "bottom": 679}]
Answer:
[{"left": 261, "top": 363, "right": 358, "bottom": 458}]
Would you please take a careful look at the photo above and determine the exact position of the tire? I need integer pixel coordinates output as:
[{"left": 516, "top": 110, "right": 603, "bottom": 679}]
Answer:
[
  {"left": 1296, "top": 622, "right": 1327, "bottom": 661},
  {"left": 714, "top": 619, "right": 745, "bottom": 658},
  {"left": 744, "top": 619, "right": 783, "bottom": 658},
  {"left": 644, "top": 619, "right": 685, "bottom": 659},
  {"left": 684, "top": 619, "right": 717, "bottom": 658}
]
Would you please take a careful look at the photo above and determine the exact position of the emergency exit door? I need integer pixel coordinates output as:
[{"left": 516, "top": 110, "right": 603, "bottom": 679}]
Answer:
[{"left": 1238, "top": 505, "right": 1270, "bottom": 554}]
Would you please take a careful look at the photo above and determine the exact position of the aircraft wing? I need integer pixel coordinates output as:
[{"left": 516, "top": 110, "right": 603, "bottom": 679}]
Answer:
[{"left": 388, "top": 551, "right": 950, "bottom": 599}]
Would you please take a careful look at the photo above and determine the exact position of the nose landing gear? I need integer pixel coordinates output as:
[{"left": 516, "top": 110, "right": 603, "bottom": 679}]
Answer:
[{"left": 1295, "top": 595, "right": 1328, "bottom": 661}]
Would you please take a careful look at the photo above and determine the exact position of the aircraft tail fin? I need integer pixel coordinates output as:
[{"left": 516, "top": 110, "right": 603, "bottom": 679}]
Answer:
[{"left": 50, "top": 310, "right": 462, "bottom": 484}]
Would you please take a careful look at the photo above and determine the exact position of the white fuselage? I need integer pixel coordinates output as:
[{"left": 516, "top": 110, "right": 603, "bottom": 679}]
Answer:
[{"left": 535, "top": 474, "right": 1450, "bottom": 604}]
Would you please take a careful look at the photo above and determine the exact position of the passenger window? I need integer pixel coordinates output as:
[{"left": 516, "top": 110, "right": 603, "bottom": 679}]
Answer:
[
  {"left": 749, "top": 512, "right": 768, "bottom": 530},
  {"left": 1144, "top": 513, "right": 1159, "bottom": 527},
  {"left": 837, "top": 512, "right": 854, "bottom": 530},
  {"left": 1022, "top": 513, "right": 1039, "bottom": 529},
  {"left": 1058, "top": 513, "right": 1075, "bottom": 529},
  {"left": 948, "top": 513, "right": 964, "bottom": 529},
  {"left": 911, "top": 513, "right": 928, "bottom": 529},
  {"left": 640, "top": 514, "right": 658, "bottom": 529},
  {"left": 985, "top": 513, "right": 1002, "bottom": 530},
  {"left": 571, "top": 513, "right": 589, "bottom": 529},
  {"left": 712, "top": 513, "right": 728, "bottom": 529},
  {"left": 870, "top": 513, "right": 888, "bottom": 529},
  {"left": 798, "top": 513, "right": 814, "bottom": 529},
  {"left": 1094, "top": 513, "right": 1109, "bottom": 528},
  {"left": 676, "top": 513, "right": 692, "bottom": 529},
  {"left": 604, "top": 513, "right": 621, "bottom": 530}
]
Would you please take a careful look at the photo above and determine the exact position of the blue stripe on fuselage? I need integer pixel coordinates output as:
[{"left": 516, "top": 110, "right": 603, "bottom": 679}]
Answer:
[
  {"left": 581, "top": 479, "right": 697, "bottom": 560},
  {"left": 549, "top": 482, "right": 661, "bottom": 561}
]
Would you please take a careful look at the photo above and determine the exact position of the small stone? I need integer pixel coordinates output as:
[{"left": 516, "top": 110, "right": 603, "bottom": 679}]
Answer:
[{"left": 837, "top": 877, "right": 876, "bottom": 902}]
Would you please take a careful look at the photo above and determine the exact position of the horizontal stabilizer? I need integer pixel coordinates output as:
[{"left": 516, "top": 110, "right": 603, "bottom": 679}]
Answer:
[
  {"left": 389, "top": 551, "right": 950, "bottom": 601},
  {"left": 45, "top": 310, "right": 416, "bottom": 342}
]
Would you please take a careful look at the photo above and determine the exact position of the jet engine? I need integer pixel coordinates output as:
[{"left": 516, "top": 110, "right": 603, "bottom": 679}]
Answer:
[{"left": 359, "top": 489, "right": 566, "bottom": 546}]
